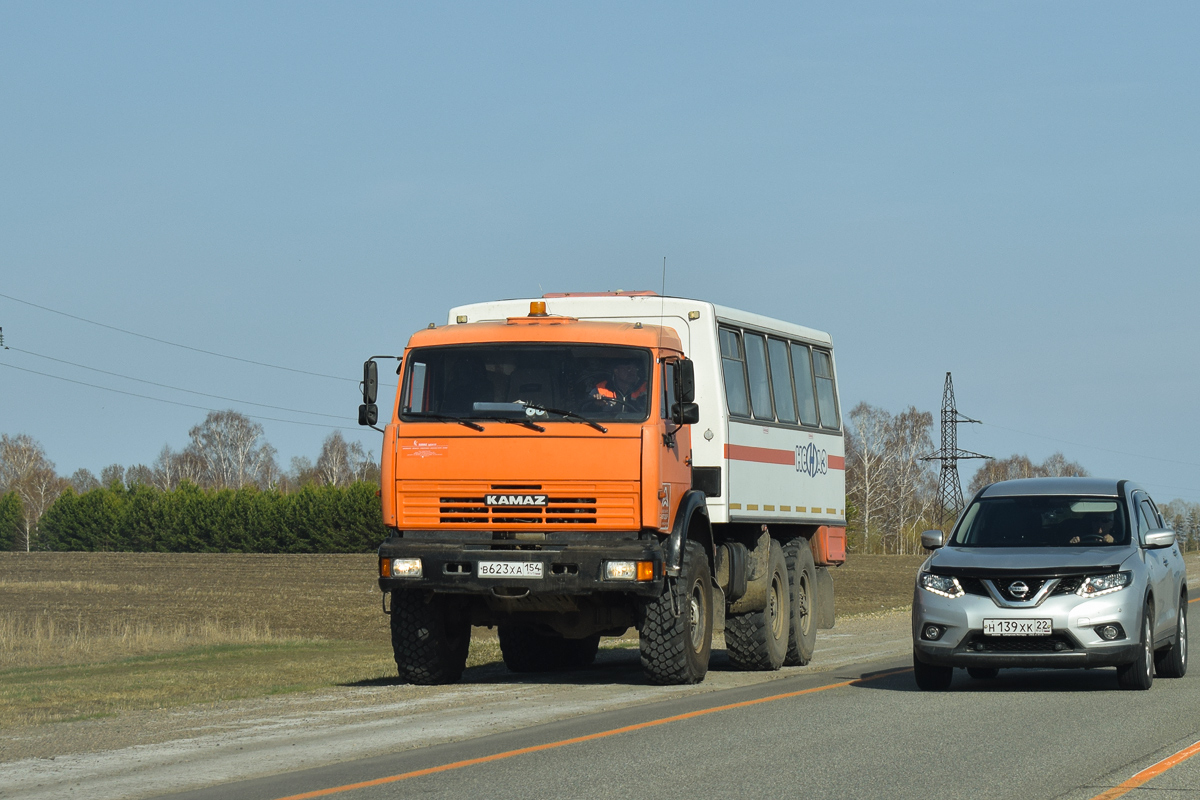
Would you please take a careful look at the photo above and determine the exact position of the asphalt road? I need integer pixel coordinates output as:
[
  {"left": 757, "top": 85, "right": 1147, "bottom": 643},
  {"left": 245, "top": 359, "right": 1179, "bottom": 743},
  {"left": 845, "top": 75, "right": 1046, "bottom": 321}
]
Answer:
[{"left": 148, "top": 650, "right": 1200, "bottom": 800}]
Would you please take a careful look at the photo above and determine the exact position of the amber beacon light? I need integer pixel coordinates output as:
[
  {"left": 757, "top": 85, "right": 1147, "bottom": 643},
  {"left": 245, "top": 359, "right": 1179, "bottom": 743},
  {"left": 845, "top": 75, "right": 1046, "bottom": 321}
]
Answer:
[{"left": 529, "top": 301, "right": 548, "bottom": 316}]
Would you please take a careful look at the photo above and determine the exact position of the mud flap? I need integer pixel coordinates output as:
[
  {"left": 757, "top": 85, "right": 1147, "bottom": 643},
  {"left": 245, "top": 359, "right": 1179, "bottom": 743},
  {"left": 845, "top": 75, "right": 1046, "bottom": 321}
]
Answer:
[{"left": 815, "top": 566, "right": 835, "bottom": 629}]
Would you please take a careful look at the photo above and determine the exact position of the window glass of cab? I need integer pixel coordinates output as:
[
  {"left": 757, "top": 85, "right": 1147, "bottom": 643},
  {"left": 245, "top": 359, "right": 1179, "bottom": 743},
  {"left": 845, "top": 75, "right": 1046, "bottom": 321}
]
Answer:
[
  {"left": 660, "top": 361, "right": 677, "bottom": 419},
  {"left": 743, "top": 333, "right": 773, "bottom": 420},
  {"left": 789, "top": 343, "right": 818, "bottom": 426},
  {"left": 767, "top": 338, "right": 797, "bottom": 424},
  {"left": 719, "top": 328, "right": 750, "bottom": 417},
  {"left": 812, "top": 350, "right": 840, "bottom": 430}
]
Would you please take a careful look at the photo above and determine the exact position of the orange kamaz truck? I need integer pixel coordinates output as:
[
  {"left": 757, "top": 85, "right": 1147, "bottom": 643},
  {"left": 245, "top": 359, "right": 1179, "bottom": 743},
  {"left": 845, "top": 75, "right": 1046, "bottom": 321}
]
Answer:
[{"left": 359, "top": 293, "right": 846, "bottom": 686}]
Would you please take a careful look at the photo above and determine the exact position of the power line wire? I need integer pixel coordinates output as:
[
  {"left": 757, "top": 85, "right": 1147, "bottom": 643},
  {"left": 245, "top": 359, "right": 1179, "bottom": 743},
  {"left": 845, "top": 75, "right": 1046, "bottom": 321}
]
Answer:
[
  {"left": 8, "top": 346, "right": 346, "bottom": 420},
  {"left": 0, "top": 361, "right": 359, "bottom": 431},
  {"left": 0, "top": 291, "right": 354, "bottom": 383},
  {"left": 980, "top": 421, "right": 1200, "bottom": 470}
]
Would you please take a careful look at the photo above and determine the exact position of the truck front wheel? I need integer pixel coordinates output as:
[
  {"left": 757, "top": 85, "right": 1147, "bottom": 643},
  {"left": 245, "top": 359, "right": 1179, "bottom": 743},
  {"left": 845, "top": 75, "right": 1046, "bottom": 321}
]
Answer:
[
  {"left": 390, "top": 591, "right": 470, "bottom": 685},
  {"left": 640, "top": 541, "right": 713, "bottom": 685}
]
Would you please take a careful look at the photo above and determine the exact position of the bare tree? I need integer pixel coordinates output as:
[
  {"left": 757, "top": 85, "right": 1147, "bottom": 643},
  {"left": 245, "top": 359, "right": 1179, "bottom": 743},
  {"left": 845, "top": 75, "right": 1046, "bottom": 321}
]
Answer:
[
  {"left": 126, "top": 464, "right": 155, "bottom": 487},
  {"left": 0, "top": 434, "right": 67, "bottom": 551},
  {"left": 186, "top": 410, "right": 276, "bottom": 489},
  {"left": 968, "top": 452, "right": 1088, "bottom": 495},
  {"left": 884, "top": 407, "right": 937, "bottom": 555},
  {"left": 316, "top": 431, "right": 366, "bottom": 487},
  {"left": 100, "top": 463, "right": 126, "bottom": 488},
  {"left": 846, "top": 403, "right": 899, "bottom": 554},
  {"left": 69, "top": 468, "right": 101, "bottom": 494}
]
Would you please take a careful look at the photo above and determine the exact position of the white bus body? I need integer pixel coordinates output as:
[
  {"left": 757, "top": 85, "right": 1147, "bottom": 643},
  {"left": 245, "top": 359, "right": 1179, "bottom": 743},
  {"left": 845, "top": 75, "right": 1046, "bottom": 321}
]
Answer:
[{"left": 447, "top": 293, "right": 845, "bottom": 529}]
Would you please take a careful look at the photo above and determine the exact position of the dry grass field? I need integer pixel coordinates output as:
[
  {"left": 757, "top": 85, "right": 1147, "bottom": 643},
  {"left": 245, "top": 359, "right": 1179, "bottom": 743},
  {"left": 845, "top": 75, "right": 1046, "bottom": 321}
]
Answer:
[{"left": 4, "top": 549, "right": 1143, "bottom": 728}]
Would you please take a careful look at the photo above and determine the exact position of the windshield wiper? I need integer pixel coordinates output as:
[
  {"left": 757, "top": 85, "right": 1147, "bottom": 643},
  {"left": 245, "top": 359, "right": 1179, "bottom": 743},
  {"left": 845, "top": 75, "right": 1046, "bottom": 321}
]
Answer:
[
  {"left": 479, "top": 416, "right": 546, "bottom": 433},
  {"left": 405, "top": 412, "right": 485, "bottom": 431},
  {"left": 522, "top": 403, "right": 607, "bottom": 433}
]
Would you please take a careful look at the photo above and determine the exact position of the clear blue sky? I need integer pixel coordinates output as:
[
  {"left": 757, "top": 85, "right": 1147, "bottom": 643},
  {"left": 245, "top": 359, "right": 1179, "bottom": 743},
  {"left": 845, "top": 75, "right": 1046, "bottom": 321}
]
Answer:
[{"left": 2, "top": 3, "right": 1198, "bottom": 503}]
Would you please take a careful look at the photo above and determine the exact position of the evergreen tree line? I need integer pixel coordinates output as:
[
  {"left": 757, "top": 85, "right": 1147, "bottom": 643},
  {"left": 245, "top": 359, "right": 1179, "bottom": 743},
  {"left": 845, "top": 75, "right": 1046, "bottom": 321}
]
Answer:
[
  {"left": 37, "top": 481, "right": 386, "bottom": 553},
  {"left": 1, "top": 411, "right": 382, "bottom": 552}
]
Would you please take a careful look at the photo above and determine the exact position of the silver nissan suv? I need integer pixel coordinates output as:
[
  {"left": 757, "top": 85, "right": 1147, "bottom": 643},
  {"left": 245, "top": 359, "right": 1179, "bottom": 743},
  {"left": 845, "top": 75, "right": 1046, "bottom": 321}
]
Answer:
[{"left": 912, "top": 477, "right": 1188, "bottom": 690}]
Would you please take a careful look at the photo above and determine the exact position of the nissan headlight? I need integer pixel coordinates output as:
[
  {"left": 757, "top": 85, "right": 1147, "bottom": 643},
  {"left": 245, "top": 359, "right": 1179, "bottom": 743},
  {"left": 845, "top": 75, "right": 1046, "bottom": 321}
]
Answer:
[
  {"left": 1075, "top": 572, "right": 1131, "bottom": 598},
  {"left": 919, "top": 572, "right": 964, "bottom": 599}
]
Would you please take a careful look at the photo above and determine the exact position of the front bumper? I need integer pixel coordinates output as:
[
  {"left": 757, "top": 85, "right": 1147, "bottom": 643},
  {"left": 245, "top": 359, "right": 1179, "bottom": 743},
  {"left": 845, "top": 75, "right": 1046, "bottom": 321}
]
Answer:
[
  {"left": 377, "top": 534, "right": 666, "bottom": 598},
  {"left": 912, "top": 584, "right": 1143, "bottom": 669}
]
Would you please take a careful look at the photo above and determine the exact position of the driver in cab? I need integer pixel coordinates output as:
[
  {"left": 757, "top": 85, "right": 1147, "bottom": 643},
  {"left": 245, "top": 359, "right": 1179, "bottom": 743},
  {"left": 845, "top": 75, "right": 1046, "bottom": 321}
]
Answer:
[
  {"left": 591, "top": 360, "right": 647, "bottom": 411},
  {"left": 1069, "top": 512, "right": 1118, "bottom": 545}
]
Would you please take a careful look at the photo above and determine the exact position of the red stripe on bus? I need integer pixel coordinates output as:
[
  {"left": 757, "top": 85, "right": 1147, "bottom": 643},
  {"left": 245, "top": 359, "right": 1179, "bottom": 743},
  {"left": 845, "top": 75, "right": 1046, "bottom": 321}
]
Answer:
[
  {"left": 724, "top": 444, "right": 794, "bottom": 465},
  {"left": 723, "top": 444, "right": 846, "bottom": 471}
]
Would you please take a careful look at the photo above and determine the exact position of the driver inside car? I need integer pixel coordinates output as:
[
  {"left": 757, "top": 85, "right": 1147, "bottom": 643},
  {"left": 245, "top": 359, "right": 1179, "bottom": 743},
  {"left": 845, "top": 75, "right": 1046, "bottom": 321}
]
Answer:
[
  {"left": 591, "top": 360, "right": 647, "bottom": 411},
  {"left": 1069, "top": 513, "right": 1117, "bottom": 545}
]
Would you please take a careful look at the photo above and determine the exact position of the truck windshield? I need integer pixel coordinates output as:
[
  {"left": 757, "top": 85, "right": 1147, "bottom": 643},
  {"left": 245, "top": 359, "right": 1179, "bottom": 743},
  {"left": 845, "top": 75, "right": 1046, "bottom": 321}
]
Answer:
[
  {"left": 951, "top": 496, "right": 1130, "bottom": 548},
  {"left": 399, "top": 344, "right": 653, "bottom": 423}
]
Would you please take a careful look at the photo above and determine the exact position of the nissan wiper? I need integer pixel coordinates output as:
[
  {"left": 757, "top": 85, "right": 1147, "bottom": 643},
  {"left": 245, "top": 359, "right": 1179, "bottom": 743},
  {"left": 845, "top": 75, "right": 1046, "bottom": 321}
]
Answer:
[
  {"left": 522, "top": 403, "right": 607, "bottom": 433},
  {"left": 405, "top": 412, "right": 485, "bottom": 431}
]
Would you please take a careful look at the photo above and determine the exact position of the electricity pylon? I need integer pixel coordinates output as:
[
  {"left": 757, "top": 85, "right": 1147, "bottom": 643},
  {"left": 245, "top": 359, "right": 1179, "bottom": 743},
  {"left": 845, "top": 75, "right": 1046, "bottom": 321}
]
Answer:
[{"left": 922, "top": 372, "right": 990, "bottom": 530}]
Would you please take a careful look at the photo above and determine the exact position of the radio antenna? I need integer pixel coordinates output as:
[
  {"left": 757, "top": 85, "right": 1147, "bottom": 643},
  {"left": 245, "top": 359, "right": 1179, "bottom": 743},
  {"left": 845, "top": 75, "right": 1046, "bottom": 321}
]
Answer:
[{"left": 658, "top": 257, "right": 667, "bottom": 350}]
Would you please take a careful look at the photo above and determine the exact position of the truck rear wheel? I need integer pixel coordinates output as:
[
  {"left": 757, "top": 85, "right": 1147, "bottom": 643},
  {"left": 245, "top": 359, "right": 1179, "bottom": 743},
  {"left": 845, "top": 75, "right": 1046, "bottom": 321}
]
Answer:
[
  {"left": 639, "top": 540, "right": 713, "bottom": 685},
  {"left": 390, "top": 591, "right": 470, "bottom": 685},
  {"left": 726, "top": 540, "right": 790, "bottom": 671},
  {"left": 498, "top": 627, "right": 601, "bottom": 672},
  {"left": 782, "top": 536, "right": 817, "bottom": 666}
]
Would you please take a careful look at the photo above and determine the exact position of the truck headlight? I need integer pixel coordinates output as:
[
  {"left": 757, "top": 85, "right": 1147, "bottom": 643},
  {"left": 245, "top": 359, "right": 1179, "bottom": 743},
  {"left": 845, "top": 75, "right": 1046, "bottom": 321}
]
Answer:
[
  {"left": 919, "top": 572, "right": 964, "bottom": 599},
  {"left": 1075, "top": 572, "right": 1131, "bottom": 598},
  {"left": 605, "top": 561, "right": 654, "bottom": 581},
  {"left": 384, "top": 558, "right": 422, "bottom": 578}
]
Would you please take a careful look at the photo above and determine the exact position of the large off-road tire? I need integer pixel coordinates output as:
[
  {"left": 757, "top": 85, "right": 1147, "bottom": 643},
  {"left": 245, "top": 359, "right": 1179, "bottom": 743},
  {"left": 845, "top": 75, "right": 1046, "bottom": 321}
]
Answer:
[
  {"left": 726, "top": 539, "right": 790, "bottom": 671},
  {"left": 1117, "top": 607, "right": 1155, "bottom": 691},
  {"left": 913, "top": 649, "right": 953, "bottom": 691},
  {"left": 498, "top": 627, "right": 601, "bottom": 673},
  {"left": 782, "top": 536, "right": 817, "bottom": 666},
  {"left": 1154, "top": 599, "right": 1188, "bottom": 679},
  {"left": 639, "top": 541, "right": 713, "bottom": 685},
  {"left": 390, "top": 591, "right": 470, "bottom": 685}
]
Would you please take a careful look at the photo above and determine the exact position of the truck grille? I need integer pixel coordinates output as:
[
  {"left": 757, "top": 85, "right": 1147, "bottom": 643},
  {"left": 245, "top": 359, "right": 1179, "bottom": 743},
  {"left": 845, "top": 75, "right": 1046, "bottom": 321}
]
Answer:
[{"left": 397, "top": 481, "right": 640, "bottom": 529}]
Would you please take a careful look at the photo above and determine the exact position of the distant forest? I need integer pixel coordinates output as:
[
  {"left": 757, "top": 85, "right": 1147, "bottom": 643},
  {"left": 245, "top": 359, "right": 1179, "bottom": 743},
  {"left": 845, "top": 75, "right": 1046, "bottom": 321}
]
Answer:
[{"left": 2, "top": 406, "right": 1197, "bottom": 554}]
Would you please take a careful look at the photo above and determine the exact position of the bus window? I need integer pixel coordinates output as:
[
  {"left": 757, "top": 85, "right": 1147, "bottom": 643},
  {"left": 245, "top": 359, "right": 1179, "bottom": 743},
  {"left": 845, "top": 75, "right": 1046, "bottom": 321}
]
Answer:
[
  {"left": 813, "top": 350, "right": 840, "bottom": 429},
  {"left": 744, "top": 333, "right": 773, "bottom": 420},
  {"left": 790, "top": 343, "right": 818, "bottom": 426},
  {"left": 767, "top": 338, "right": 796, "bottom": 424},
  {"left": 720, "top": 328, "right": 750, "bottom": 417}
]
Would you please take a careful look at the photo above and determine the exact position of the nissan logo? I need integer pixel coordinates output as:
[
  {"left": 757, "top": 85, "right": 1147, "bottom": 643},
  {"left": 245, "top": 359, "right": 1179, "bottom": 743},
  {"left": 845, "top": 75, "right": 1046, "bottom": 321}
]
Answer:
[{"left": 1008, "top": 581, "right": 1030, "bottom": 599}]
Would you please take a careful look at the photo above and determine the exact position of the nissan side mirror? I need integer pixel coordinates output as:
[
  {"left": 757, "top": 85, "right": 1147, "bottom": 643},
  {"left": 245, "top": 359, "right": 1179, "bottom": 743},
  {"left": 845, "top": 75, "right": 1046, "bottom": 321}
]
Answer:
[
  {"left": 921, "top": 530, "right": 945, "bottom": 550},
  {"left": 362, "top": 360, "right": 378, "bottom": 404},
  {"left": 1144, "top": 528, "right": 1176, "bottom": 549},
  {"left": 672, "top": 402, "right": 700, "bottom": 425},
  {"left": 358, "top": 404, "right": 378, "bottom": 426},
  {"left": 675, "top": 358, "right": 695, "bottom": 403}
]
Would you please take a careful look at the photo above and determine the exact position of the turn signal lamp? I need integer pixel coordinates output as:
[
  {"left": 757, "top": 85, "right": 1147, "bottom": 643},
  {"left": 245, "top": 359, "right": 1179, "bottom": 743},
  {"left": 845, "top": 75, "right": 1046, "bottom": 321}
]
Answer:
[
  {"left": 529, "top": 301, "right": 548, "bottom": 316},
  {"left": 637, "top": 561, "right": 655, "bottom": 581}
]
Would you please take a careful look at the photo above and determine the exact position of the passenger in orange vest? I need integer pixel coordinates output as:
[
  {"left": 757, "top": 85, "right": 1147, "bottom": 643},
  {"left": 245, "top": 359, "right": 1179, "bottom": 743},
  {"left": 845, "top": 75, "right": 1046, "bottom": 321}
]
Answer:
[{"left": 591, "top": 360, "right": 647, "bottom": 411}]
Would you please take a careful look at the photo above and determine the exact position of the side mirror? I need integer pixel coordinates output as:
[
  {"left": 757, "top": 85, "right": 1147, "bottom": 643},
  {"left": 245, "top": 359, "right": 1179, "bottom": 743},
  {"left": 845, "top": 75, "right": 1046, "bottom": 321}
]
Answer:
[
  {"left": 362, "top": 360, "right": 379, "bottom": 404},
  {"left": 358, "top": 404, "right": 378, "bottom": 426},
  {"left": 921, "top": 530, "right": 945, "bottom": 550},
  {"left": 1144, "top": 528, "right": 1176, "bottom": 549},
  {"left": 671, "top": 402, "right": 700, "bottom": 425},
  {"left": 675, "top": 358, "right": 695, "bottom": 403}
]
